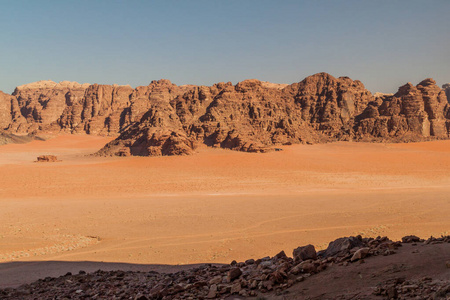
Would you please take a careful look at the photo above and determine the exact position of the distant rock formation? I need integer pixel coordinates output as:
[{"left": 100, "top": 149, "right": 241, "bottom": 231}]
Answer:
[
  {"left": 10, "top": 80, "right": 91, "bottom": 133},
  {"left": 0, "top": 91, "right": 14, "bottom": 130},
  {"left": 355, "top": 78, "right": 449, "bottom": 141},
  {"left": 443, "top": 83, "right": 450, "bottom": 102},
  {"left": 1, "top": 73, "right": 449, "bottom": 156}
]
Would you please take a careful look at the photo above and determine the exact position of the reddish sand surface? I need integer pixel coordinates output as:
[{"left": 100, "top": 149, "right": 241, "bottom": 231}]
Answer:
[{"left": 0, "top": 135, "right": 449, "bottom": 270}]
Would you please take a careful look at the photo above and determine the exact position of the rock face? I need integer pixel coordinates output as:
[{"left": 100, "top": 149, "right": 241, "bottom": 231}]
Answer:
[
  {"left": 355, "top": 78, "right": 450, "bottom": 141},
  {"left": 283, "top": 73, "right": 373, "bottom": 139},
  {"left": 1, "top": 74, "right": 449, "bottom": 156},
  {"left": 96, "top": 100, "right": 197, "bottom": 157},
  {"left": 0, "top": 91, "right": 14, "bottom": 129},
  {"left": 58, "top": 83, "right": 133, "bottom": 135},
  {"left": 443, "top": 83, "right": 450, "bottom": 102},
  {"left": 11, "top": 80, "right": 90, "bottom": 133},
  {"left": 3, "top": 79, "right": 191, "bottom": 137}
]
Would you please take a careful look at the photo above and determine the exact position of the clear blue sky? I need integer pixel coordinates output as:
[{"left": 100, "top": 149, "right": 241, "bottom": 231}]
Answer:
[{"left": 0, "top": 0, "right": 449, "bottom": 94}]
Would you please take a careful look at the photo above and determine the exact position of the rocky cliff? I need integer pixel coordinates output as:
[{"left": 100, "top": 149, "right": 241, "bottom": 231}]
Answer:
[
  {"left": 10, "top": 80, "right": 91, "bottom": 133},
  {"left": 355, "top": 78, "right": 450, "bottom": 141},
  {"left": 1, "top": 73, "right": 449, "bottom": 155},
  {"left": 443, "top": 83, "right": 450, "bottom": 102}
]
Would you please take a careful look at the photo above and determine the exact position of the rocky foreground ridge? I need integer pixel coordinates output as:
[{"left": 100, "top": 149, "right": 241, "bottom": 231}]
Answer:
[
  {"left": 1, "top": 74, "right": 450, "bottom": 156},
  {"left": 1, "top": 235, "right": 448, "bottom": 299}
]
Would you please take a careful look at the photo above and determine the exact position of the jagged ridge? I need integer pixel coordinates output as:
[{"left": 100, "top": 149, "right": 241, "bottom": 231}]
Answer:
[{"left": 0, "top": 74, "right": 449, "bottom": 156}]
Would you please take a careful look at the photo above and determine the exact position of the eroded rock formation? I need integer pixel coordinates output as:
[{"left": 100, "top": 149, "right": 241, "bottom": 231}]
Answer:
[
  {"left": 355, "top": 78, "right": 449, "bottom": 141},
  {"left": 10, "top": 80, "right": 90, "bottom": 133},
  {"left": 0, "top": 73, "right": 449, "bottom": 156}
]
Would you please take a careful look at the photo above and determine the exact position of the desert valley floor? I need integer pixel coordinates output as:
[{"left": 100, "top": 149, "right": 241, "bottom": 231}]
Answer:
[{"left": 0, "top": 136, "right": 449, "bottom": 288}]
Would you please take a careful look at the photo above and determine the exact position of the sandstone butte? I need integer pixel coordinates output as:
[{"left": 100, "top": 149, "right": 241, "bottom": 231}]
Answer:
[{"left": 0, "top": 73, "right": 450, "bottom": 156}]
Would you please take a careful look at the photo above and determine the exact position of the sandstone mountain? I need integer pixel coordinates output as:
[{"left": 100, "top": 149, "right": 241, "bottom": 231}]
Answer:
[
  {"left": 355, "top": 78, "right": 450, "bottom": 141},
  {"left": 0, "top": 73, "right": 449, "bottom": 156}
]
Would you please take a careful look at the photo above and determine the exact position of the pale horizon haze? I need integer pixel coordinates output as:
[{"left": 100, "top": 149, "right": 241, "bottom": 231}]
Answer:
[{"left": 0, "top": 0, "right": 449, "bottom": 94}]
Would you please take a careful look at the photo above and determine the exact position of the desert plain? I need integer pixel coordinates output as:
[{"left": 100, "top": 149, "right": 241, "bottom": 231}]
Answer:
[{"left": 0, "top": 135, "right": 449, "bottom": 276}]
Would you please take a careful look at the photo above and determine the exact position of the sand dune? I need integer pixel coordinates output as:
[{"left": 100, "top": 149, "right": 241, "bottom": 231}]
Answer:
[{"left": 0, "top": 135, "right": 449, "bottom": 269}]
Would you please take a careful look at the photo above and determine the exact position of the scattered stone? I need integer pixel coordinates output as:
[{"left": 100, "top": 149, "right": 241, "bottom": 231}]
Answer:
[
  {"left": 376, "top": 277, "right": 450, "bottom": 299},
  {"left": 1, "top": 234, "right": 448, "bottom": 299},
  {"left": 230, "top": 282, "right": 241, "bottom": 294},
  {"left": 402, "top": 235, "right": 421, "bottom": 243},
  {"left": 258, "top": 261, "right": 274, "bottom": 269},
  {"left": 227, "top": 268, "right": 242, "bottom": 282},
  {"left": 321, "top": 236, "right": 364, "bottom": 258},
  {"left": 351, "top": 247, "right": 370, "bottom": 261},
  {"left": 274, "top": 250, "right": 287, "bottom": 259},
  {"left": 206, "top": 284, "right": 217, "bottom": 299},
  {"left": 386, "top": 285, "right": 397, "bottom": 299},
  {"left": 298, "top": 261, "right": 317, "bottom": 273},
  {"left": 209, "top": 276, "right": 222, "bottom": 285}
]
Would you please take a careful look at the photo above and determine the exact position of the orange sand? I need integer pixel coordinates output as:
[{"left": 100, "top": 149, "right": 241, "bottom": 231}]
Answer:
[{"left": 0, "top": 135, "right": 449, "bottom": 265}]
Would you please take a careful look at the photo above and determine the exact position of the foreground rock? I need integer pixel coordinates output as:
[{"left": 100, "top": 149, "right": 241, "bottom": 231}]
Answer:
[
  {"left": 1, "top": 235, "right": 448, "bottom": 299},
  {"left": 1, "top": 74, "right": 450, "bottom": 156}
]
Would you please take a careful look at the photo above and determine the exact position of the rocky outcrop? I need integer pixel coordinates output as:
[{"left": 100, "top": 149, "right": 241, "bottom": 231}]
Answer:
[
  {"left": 355, "top": 78, "right": 450, "bottom": 141},
  {"left": 0, "top": 91, "right": 26, "bottom": 131},
  {"left": 99, "top": 73, "right": 376, "bottom": 156},
  {"left": 97, "top": 98, "right": 197, "bottom": 156},
  {"left": 1, "top": 74, "right": 450, "bottom": 156},
  {"left": 284, "top": 73, "right": 373, "bottom": 139},
  {"left": 10, "top": 80, "right": 90, "bottom": 133},
  {"left": 2, "top": 79, "right": 193, "bottom": 137},
  {"left": 36, "top": 155, "right": 59, "bottom": 162},
  {"left": 190, "top": 79, "right": 322, "bottom": 152},
  {"left": 201, "top": 73, "right": 372, "bottom": 148},
  {"left": 56, "top": 84, "right": 132, "bottom": 135}
]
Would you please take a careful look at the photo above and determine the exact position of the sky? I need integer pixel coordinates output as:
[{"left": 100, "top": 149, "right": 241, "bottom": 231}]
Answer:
[{"left": 0, "top": 0, "right": 449, "bottom": 94}]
